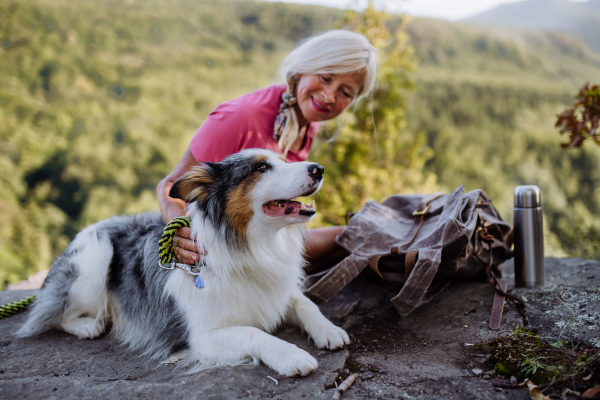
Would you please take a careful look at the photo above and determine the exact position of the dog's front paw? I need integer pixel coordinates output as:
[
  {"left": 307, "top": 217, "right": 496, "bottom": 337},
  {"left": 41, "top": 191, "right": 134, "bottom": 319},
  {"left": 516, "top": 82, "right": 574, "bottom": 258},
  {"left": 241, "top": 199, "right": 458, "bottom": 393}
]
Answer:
[
  {"left": 272, "top": 347, "right": 318, "bottom": 377},
  {"left": 61, "top": 317, "right": 104, "bottom": 340},
  {"left": 310, "top": 322, "right": 350, "bottom": 350}
]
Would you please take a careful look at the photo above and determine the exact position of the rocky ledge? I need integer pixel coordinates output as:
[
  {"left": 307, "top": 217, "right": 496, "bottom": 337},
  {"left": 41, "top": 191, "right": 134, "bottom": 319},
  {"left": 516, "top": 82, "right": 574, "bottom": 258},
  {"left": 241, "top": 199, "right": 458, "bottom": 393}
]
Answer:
[{"left": 1, "top": 257, "right": 598, "bottom": 400}]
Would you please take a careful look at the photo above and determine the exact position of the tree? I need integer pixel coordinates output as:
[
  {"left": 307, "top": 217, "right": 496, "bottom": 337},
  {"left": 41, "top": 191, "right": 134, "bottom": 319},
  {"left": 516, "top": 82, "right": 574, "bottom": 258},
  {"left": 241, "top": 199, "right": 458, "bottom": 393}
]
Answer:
[
  {"left": 310, "top": 3, "right": 437, "bottom": 226},
  {"left": 556, "top": 83, "right": 600, "bottom": 148},
  {"left": 553, "top": 83, "right": 600, "bottom": 258}
]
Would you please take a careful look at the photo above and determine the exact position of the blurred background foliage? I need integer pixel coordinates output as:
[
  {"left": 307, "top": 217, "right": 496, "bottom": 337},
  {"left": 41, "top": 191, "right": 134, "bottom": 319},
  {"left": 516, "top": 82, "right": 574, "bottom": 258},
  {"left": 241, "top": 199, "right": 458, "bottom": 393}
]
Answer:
[
  {"left": 1, "top": 0, "right": 599, "bottom": 288},
  {"left": 405, "top": 18, "right": 600, "bottom": 260}
]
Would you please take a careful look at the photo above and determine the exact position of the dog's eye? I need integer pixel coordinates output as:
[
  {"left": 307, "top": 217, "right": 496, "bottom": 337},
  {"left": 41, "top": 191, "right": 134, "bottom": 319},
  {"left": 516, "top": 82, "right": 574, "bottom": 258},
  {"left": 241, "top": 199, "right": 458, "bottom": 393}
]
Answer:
[{"left": 255, "top": 162, "right": 270, "bottom": 173}]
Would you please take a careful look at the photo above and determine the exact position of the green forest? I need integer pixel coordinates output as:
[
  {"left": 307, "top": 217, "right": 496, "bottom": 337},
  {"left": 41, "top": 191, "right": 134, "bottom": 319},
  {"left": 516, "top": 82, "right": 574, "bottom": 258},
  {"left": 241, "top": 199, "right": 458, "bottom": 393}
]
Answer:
[{"left": 1, "top": 0, "right": 599, "bottom": 289}]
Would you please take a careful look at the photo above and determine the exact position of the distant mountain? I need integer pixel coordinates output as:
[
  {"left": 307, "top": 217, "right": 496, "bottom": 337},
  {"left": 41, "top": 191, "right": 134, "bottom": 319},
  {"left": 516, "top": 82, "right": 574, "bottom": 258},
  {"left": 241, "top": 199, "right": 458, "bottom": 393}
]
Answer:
[{"left": 464, "top": 0, "right": 600, "bottom": 53}]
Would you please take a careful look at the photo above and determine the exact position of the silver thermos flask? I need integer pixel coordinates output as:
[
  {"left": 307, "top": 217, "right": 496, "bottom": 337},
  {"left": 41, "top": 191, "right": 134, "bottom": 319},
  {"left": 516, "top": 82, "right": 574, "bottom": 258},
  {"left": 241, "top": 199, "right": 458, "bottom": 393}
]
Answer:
[{"left": 514, "top": 185, "right": 544, "bottom": 287}]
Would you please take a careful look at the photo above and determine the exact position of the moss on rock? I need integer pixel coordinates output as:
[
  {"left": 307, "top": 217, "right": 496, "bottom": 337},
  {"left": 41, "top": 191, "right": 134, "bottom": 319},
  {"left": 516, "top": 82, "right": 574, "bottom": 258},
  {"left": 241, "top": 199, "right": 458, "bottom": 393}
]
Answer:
[
  {"left": 493, "top": 363, "right": 512, "bottom": 376},
  {"left": 476, "top": 327, "right": 597, "bottom": 384}
]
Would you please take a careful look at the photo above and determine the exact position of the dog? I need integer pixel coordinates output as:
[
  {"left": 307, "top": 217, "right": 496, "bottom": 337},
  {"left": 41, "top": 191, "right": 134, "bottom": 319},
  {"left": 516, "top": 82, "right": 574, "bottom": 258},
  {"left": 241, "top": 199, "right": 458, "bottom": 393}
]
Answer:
[{"left": 17, "top": 148, "right": 349, "bottom": 376}]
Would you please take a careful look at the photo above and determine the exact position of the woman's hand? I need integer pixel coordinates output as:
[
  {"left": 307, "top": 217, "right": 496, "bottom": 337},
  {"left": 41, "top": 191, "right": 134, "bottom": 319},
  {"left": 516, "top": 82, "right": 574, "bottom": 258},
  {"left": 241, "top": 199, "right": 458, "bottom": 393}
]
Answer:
[
  {"left": 304, "top": 226, "right": 349, "bottom": 274},
  {"left": 162, "top": 201, "right": 207, "bottom": 265},
  {"left": 173, "top": 227, "right": 206, "bottom": 265},
  {"left": 157, "top": 146, "right": 207, "bottom": 265}
]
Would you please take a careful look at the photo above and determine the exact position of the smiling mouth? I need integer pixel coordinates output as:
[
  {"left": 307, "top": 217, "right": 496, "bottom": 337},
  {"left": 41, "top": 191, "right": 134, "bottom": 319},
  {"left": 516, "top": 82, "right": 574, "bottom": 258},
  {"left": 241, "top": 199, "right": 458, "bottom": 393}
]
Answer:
[
  {"left": 262, "top": 198, "right": 316, "bottom": 218},
  {"left": 311, "top": 97, "right": 329, "bottom": 113}
]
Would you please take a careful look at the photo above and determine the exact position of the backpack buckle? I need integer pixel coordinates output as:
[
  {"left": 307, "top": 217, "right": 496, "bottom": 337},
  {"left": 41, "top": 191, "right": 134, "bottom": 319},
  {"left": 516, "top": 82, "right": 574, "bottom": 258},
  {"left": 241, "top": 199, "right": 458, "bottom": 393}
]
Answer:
[{"left": 412, "top": 204, "right": 430, "bottom": 216}]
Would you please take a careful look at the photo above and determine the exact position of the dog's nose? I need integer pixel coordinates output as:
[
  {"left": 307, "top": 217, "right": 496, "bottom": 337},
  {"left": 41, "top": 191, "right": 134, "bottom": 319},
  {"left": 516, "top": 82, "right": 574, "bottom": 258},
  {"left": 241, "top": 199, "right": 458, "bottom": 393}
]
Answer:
[{"left": 307, "top": 164, "right": 324, "bottom": 181}]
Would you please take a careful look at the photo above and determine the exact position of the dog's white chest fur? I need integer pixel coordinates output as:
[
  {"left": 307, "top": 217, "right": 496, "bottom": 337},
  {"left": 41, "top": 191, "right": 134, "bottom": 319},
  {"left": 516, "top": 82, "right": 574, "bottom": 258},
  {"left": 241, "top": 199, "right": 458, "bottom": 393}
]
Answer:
[
  {"left": 167, "top": 270, "right": 293, "bottom": 333},
  {"left": 169, "top": 214, "right": 306, "bottom": 334}
]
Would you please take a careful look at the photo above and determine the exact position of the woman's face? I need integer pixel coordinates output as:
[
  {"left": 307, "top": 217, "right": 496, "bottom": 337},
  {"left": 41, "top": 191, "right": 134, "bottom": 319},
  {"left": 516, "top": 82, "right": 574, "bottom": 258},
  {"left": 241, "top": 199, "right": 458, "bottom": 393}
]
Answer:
[{"left": 295, "top": 70, "right": 367, "bottom": 124}]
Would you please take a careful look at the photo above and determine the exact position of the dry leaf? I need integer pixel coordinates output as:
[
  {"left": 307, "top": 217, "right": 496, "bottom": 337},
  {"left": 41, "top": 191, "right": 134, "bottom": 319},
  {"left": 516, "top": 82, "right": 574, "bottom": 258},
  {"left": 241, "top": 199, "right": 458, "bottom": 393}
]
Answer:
[
  {"left": 555, "top": 83, "right": 600, "bottom": 149},
  {"left": 582, "top": 385, "right": 600, "bottom": 399},
  {"left": 527, "top": 381, "right": 551, "bottom": 400},
  {"left": 518, "top": 379, "right": 529, "bottom": 387}
]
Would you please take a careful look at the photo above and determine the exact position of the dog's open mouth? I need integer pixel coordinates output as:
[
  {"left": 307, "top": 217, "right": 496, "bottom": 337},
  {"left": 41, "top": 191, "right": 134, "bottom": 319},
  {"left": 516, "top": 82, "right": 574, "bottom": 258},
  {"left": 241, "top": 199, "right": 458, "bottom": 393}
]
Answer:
[{"left": 263, "top": 198, "right": 316, "bottom": 218}]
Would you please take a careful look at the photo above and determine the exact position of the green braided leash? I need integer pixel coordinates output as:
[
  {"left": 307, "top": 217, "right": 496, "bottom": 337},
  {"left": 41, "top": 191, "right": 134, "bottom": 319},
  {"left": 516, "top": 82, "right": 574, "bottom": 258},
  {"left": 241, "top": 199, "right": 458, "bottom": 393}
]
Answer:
[
  {"left": 158, "top": 216, "right": 205, "bottom": 289},
  {"left": 159, "top": 216, "right": 192, "bottom": 265},
  {"left": 0, "top": 217, "right": 192, "bottom": 321},
  {"left": 0, "top": 217, "right": 192, "bottom": 320},
  {"left": 0, "top": 294, "right": 37, "bottom": 319}
]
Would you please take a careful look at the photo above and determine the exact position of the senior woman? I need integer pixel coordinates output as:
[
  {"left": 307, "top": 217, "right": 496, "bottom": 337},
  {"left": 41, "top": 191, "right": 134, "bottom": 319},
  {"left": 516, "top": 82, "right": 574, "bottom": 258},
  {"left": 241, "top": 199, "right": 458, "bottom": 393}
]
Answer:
[{"left": 157, "top": 30, "right": 377, "bottom": 272}]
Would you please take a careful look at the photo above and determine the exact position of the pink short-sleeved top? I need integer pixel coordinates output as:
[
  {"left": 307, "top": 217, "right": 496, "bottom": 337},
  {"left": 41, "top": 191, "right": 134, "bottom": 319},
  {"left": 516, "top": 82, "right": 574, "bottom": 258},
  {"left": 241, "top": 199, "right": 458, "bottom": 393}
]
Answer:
[{"left": 190, "top": 84, "right": 319, "bottom": 163}]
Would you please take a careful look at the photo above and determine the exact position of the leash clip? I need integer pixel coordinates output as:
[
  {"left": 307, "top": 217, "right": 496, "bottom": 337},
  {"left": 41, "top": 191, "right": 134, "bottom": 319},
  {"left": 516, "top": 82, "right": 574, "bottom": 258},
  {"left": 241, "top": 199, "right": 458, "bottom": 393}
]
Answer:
[{"left": 159, "top": 261, "right": 204, "bottom": 276}]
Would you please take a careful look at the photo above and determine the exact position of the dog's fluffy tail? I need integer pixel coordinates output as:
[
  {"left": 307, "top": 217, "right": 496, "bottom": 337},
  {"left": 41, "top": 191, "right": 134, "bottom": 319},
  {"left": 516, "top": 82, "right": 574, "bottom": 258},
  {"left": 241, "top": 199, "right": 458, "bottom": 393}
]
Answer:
[{"left": 16, "top": 228, "right": 112, "bottom": 338}]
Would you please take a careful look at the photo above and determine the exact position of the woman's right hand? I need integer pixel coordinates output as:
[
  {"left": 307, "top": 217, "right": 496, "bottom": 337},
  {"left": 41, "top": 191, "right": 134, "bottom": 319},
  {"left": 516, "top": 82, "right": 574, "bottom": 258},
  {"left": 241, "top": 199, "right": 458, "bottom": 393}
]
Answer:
[
  {"left": 172, "top": 227, "right": 205, "bottom": 265},
  {"left": 157, "top": 147, "right": 208, "bottom": 265},
  {"left": 162, "top": 202, "right": 204, "bottom": 264}
]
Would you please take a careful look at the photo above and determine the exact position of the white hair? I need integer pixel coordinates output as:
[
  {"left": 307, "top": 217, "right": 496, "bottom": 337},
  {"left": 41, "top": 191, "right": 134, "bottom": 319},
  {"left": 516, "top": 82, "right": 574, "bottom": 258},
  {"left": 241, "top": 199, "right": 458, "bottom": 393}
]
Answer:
[{"left": 276, "top": 30, "right": 378, "bottom": 156}]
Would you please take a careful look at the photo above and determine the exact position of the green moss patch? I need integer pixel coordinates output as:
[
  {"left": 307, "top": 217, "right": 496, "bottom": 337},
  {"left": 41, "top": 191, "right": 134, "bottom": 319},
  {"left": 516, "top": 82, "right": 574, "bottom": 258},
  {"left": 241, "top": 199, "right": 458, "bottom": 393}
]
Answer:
[
  {"left": 476, "top": 327, "right": 599, "bottom": 396},
  {"left": 494, "top": 362, "right": 512, "bottom": 376},
  {"left": 345, "top": 358, "right": 360, "bottom": 373}
]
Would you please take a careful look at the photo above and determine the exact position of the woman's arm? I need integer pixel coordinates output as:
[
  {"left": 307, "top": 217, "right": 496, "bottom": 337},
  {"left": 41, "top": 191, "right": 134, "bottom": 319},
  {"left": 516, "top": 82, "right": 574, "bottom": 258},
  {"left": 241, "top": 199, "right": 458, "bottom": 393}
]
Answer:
[
  {"left": 303, "top": 226, "right": 349, "bottom": 274},
  {"left": 156, "top": 146, "right": 202, "bottom": 264}
]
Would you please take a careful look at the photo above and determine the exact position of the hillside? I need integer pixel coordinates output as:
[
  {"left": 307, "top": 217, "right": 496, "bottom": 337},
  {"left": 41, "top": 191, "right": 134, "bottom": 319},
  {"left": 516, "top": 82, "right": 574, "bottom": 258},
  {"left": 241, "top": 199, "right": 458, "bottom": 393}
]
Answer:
[
  {"left": 0, "top": 0, "right": 342, "bottom": 287},
  {"left": 2, "top": 0, "right": 600, "bottom": 288},
  {"left": 464, "top": 0, "right": 600, "bottom": 53},
  {"left": 407, "top": 17, "right": 600, "bottom": 257}
]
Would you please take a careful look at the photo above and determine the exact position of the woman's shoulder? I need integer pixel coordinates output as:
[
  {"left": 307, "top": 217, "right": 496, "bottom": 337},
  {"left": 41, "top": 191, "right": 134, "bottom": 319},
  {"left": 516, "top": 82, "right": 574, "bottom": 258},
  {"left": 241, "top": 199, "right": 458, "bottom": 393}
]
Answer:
[
  {"left": 191, "top": 85, "right": 285, "bottom": 163},
  {"left": 243, "top": 84, "right": 286, "bottom": 106},
  {"left": 211, "top": 84, "right": 286, "bottom": 119}
]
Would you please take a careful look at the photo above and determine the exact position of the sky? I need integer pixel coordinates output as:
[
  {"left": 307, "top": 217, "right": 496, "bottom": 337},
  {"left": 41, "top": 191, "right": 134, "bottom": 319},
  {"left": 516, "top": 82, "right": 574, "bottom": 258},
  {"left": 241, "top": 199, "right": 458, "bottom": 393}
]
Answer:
[{"left": 263, "top": 0, "right": 585, "bottom": 21}]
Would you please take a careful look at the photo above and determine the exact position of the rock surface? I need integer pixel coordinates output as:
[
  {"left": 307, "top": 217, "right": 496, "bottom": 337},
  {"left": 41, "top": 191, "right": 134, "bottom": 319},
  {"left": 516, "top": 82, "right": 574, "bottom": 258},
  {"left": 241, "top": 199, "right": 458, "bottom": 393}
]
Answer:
[{"left": 1, "top": 257, "right": 599, "bottom": 399}]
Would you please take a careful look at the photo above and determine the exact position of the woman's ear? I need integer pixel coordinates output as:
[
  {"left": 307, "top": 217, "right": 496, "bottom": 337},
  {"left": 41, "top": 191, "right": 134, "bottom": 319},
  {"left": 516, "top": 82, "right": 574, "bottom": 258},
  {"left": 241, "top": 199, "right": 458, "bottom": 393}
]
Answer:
[{"left": 169, "top": 165, "right": 215, "bottom": 203}]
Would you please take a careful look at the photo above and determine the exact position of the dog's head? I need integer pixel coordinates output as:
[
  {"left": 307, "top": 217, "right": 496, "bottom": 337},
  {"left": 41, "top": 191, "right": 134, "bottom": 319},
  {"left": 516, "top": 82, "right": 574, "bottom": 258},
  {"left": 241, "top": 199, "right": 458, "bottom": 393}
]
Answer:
[{"left": 169, "top": 149, "right": 324, "bottom": 249}]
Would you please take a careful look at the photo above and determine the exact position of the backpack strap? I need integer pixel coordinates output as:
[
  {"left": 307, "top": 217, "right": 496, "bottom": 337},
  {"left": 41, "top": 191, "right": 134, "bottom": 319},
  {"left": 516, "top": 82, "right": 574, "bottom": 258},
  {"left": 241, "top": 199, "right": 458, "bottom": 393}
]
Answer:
[
  {"left": 304, "top": 255, "right": 370, "bottom": 303},
  {"left": 405, "top": 251, "right": 418, "bottom": 280},
  {"left": 487, "top": 264, "right": 528, "bottom": 329},
  {"left": 479, "top": 229, "right": 528, "bottom": 330},
  {"left": 489, "top": 279, "right": 508, "bottom": 330},
  {"left": 368, "top": 255, "right": 409, "bottom": 282},
  {"left": 368, "top": 255, "right": 386, "bottom": 280}
]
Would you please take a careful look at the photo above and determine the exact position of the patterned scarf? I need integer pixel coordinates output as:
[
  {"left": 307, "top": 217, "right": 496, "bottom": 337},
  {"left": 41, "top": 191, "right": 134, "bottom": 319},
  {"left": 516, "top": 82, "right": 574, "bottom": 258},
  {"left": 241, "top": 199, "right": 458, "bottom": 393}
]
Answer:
[{"left": 273, "top": 91, "right": 297, "bottom": 142}]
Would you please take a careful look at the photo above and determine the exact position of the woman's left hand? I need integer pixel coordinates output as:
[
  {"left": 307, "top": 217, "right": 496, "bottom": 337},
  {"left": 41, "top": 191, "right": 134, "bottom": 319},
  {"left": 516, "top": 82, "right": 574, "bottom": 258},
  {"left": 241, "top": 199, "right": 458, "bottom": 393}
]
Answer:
[{"left": 304, "top": 226, "right": 349, "bottom": 274}]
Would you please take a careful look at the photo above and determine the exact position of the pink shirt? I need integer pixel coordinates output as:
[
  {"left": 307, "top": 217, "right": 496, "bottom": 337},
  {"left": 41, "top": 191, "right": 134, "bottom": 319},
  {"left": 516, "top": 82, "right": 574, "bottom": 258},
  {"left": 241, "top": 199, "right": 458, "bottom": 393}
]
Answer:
[{"left": 190, "top": 84, "right": 319, "bottom": 163}]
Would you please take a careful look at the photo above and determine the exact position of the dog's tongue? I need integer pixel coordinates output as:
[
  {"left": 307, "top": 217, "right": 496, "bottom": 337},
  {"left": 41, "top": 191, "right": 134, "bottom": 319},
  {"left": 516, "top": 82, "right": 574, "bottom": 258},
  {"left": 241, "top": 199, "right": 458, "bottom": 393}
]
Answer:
[{"left": 263, "top": 200, "right": 316, "bottom": 217}]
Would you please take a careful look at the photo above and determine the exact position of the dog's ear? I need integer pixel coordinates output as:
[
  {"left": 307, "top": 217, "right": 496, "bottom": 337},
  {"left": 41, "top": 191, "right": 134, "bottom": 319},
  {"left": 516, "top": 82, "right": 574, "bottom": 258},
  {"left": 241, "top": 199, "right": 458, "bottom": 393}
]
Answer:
[{"left": 169, "top": 165, "right": 215, "bottom": 203}]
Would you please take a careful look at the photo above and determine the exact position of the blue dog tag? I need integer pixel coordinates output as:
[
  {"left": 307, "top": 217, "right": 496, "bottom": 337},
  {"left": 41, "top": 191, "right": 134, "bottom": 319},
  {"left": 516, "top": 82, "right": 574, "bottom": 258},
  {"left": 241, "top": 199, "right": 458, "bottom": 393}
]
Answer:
[{"left": 194, "top": 275, "right": 205, "bottom": 289}]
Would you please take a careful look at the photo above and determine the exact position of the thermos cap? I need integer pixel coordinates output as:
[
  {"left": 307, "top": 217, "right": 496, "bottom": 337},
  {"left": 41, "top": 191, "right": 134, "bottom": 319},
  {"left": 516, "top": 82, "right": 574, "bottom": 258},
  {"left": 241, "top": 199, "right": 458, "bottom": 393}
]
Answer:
[{"left": 515, "top": 185, "right": 541, "bottom": 208}]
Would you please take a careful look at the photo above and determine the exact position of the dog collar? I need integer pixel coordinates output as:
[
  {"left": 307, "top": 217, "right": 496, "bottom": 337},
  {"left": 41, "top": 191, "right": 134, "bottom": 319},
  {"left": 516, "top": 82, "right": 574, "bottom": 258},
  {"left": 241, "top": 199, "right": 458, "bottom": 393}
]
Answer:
[{"left": 158, "top": 216, "right": 205, "bottom": 289}]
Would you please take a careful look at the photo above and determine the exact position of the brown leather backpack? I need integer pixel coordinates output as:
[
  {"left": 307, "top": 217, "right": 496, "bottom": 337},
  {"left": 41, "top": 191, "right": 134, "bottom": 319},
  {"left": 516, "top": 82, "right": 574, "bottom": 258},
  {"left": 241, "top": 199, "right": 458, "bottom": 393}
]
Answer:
[{"left": 304, "top": 185, "right": 527, "bottom": 330}]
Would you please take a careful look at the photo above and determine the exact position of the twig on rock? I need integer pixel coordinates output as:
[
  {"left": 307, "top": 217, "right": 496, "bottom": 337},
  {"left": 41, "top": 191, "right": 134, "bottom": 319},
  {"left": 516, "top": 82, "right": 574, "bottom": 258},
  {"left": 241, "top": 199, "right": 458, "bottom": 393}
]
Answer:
[
  {"left": 331, "top": 373, "right": 358, "bottom": 400},
  {"left": 105, "top": 375, "right": 137, "bottom": 382},
  {"left": 266, "top": 376, "right": 278, "bottom": 385},
  {"left": 465, "top": 305, "right": 479, "bottom": 315}
]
